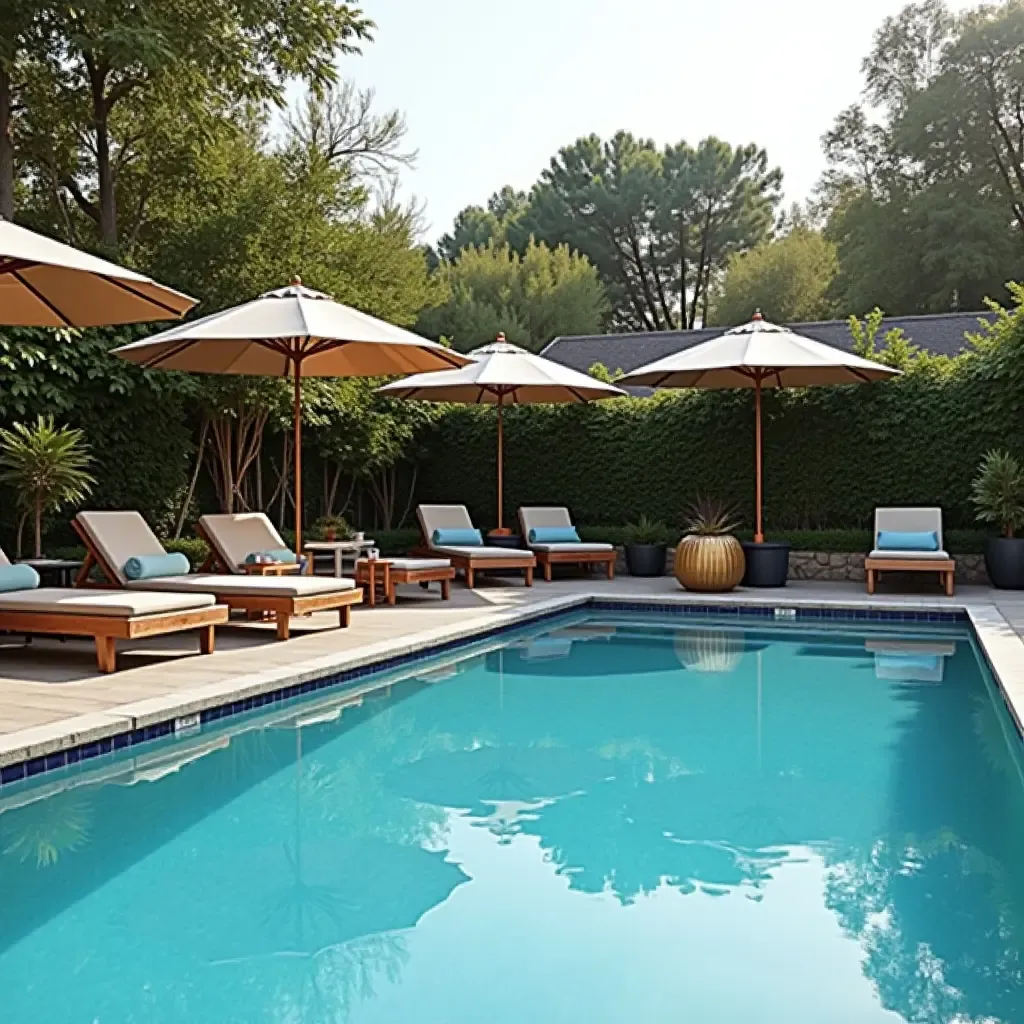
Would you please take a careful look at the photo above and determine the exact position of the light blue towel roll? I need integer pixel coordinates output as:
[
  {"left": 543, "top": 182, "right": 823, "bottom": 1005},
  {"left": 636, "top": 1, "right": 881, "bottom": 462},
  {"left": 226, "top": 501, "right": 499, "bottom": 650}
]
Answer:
[
  {"left": 876, "top": 530, "right": 939, "bottom": 552},
  {"left": 245, "top": 548, "right": 298, "bottom": 565},
  {"left": 528, "top": 526, "right": 581, "bottom": 544},
  {"left": 123, "top": 552, "right": 191, "bottom": 581},
  {"left": 432, "top": 528, "right": 483, "bottom": 547},
  {"left": 0, "top": 564, "right": 40, "bottom": 592}
]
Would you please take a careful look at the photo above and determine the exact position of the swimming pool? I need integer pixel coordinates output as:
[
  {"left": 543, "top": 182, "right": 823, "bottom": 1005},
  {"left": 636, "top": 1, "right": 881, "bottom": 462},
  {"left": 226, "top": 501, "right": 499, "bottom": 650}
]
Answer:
[{"left": 1, "top": 610, "right": 1022, "bottom": 1023}]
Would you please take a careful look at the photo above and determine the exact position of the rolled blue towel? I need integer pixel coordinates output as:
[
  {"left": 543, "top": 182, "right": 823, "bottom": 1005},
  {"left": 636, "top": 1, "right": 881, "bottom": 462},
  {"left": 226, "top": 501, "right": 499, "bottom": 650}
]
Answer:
[
  {"left": 245, "top": 548, "right": 298, "bottom": 565},
  {"left": 0, "top": 564, "right": 40, "bottom": 592},
  {"left": 528, "top": 526, "right": 581, "bottom": 544},
  {"left": 432, "top": 528, "right": 483, "bottom": 547},
  {"left": 123, "top": 552, "right": 191, "bottom": 581},
  {"left": 876, "top": 530, "right": 939, "bottom": 552}
]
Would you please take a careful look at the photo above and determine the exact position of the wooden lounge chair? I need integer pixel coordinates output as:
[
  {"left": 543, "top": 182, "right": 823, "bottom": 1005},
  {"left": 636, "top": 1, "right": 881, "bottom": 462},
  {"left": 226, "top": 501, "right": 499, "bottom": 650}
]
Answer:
[
  {"left": 518, "top": 506, "right": 615, "bottom": 582},
  {"left": 0, "top": 546, "right": 227, "bottom": 673},
  {"left": 73, "top": 511, "right": 362, "bottom": 640},
  {"left": 413, "top": 505, "right": 535, "bottom": 587},
  {"left": 864, "top": 507, "right": 956, "bottom": 596}
]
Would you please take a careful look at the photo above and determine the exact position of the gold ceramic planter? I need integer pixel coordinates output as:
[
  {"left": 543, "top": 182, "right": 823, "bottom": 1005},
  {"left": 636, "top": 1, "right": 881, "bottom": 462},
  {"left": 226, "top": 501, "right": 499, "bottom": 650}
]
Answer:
[
  {"left": 674, "top": 534, "right": 745, "bottom": 592},
  {"left": 674, "top": 629, "right": 745, "bottom": 673}
]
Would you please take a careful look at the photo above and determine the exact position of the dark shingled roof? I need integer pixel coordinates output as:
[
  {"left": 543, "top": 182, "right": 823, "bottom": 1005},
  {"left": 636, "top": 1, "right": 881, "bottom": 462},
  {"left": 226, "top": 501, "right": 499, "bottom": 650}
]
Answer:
[{"left": 540, "top": 311, "right": 998, "bottom": 374}]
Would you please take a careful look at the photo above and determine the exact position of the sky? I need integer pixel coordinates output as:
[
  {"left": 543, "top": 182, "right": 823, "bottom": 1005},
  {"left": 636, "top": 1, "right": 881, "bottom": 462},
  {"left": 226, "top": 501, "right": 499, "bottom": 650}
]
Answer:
[{"left": 343, "top": 0, "right": 976, "bottom": 244}]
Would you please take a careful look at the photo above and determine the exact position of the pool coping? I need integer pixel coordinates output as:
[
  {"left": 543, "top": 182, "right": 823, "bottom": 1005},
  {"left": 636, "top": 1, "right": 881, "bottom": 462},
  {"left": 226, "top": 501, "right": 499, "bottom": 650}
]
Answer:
[{"left": 1, "top": 587, "right": 1022, "bottom": 785}]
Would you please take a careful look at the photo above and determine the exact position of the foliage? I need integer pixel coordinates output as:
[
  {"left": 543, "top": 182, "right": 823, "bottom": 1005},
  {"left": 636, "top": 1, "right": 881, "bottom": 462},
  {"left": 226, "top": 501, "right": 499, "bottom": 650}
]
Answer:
[
  {"left": 623, "top": 516, "right": 672, "bottom": 546},
  {"left": 848, "top": 308, "right": 921, "bottom": 369},
  {"left": 441, "top": 132, "right": 782, "bottom": 331},
  {"left": 310, "top": 514, "right": 352, "bottom": 540},
  {"left": 416, "top": 297, "right": 1023, "bottom": 533},
  {"left": 970, "top": 450, "right": 1024, "bottom": 538},
  {"left": 417, "top": 239, "right": 609, "bottom": 352},
  {"left": 684, "top": 497, "right": 741, "bottom": 536},
  {"left": 587, "top": 362, "right": 623, "bottom": 384},
  {"left": 0, "top": 415, "right": 95, "bottom": 557},
  {"left": 712, "top": 227, "right": 838, "bottom": 326},
  {"left": 819, "top": 0, "right": 1024, "bottom": 314}
]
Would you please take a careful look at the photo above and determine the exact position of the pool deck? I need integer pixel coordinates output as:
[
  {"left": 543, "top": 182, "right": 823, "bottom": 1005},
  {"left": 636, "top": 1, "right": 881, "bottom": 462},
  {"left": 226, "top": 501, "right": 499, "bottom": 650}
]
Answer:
[{"left": 3, "top": 574, "right": 1024, "bottom": 768}]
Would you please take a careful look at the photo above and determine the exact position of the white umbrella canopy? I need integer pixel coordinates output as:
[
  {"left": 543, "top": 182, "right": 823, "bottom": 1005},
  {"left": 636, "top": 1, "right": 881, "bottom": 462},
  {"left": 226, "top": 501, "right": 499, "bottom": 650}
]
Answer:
[
  {"left": 380, "top": 335, "right": 625, "bottom": 531},
  {"left": 112, "top": 279, "right": 472, "bottom": 552},
  {"left": 0, "top": 218, "right": 196, "bottom": 326},
  {"left": 618, "top": 313, "right": 900, "bottom": 543}
]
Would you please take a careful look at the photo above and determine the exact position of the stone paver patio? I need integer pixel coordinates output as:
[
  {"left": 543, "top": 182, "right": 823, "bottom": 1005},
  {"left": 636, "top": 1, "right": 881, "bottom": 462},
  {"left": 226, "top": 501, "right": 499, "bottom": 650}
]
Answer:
[{"left": 2, "top": 574, "right": 1024, "bottom": 768}]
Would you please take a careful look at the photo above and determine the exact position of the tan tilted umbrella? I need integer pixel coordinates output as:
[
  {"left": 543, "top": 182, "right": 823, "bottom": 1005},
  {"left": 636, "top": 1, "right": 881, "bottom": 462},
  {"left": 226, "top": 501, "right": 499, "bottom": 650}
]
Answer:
[
  {"left": 379, "top": 335, "right": 625, "bottom": 532},
  {"left": 0, "top": 218, "right": 195, "bottom": 326},
  {"left": 111, "top": 279, "right": 471, "bottom": 552},
  {"left": 618, "top": 313, "right": 899, "bottom": 543}
]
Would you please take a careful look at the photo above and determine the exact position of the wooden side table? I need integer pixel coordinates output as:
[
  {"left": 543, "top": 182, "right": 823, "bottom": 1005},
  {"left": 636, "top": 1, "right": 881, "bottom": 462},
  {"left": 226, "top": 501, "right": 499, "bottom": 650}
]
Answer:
[
  {"left": 355, "top": 558, "right": 392, "bottom": 607},
  {"left": 239, "top": 561, "right": 301, "bottom": 576}
]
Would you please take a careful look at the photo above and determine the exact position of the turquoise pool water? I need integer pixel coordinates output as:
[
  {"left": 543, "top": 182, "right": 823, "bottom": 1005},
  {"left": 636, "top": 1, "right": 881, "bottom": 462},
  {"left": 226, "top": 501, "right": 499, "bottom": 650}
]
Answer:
[{"left": 1, "top": 612, "right": 1023, "bottom": 1023}]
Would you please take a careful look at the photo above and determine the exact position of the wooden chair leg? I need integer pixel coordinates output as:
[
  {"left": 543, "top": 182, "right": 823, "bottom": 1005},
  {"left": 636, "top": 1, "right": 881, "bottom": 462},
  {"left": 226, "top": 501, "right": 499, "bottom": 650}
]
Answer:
[
  {"left": 607, "top": 558, "right": 615, "bottom": 579},
  {"left": 199, "top": 625, "right": 216, "bottom": 655},
  {"left": 339, "top": 604, "right": 351, "bottom": 627},
  {"left": 95, "top": 635, "right": 117, "bottom": 673},
  {"left": 543, "top": 561, "right": 552, "bottom": 582},
  {"left": 387, "top": 582, "right": 396, "bottom": 606},
  {"left": 525, "top": 566, "right": 534, "bottom": 587},
  {"left": 466, "top": 567, "right": 475, "bottom": 588},
  {"left": 276, "top": 613, "right": 291, "bottom": 640},
  {"left": 866, "top": 568, "right": 875, "bottom": 595},
  {"left": 441, "top": 579, "right": 450, "bottom": 600},
  {"left": 945, "top": 570, "right": 955, "bottom": 597}
]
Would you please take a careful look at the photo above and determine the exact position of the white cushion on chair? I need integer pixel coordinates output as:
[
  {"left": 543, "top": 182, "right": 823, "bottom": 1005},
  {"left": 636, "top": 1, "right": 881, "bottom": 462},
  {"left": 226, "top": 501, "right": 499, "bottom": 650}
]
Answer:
[
  {"left": 529, "top": 542, "right": 613, "bottom": 552},
  {"left": 868, "top": 549, "right": 951, "bottom": 561}
]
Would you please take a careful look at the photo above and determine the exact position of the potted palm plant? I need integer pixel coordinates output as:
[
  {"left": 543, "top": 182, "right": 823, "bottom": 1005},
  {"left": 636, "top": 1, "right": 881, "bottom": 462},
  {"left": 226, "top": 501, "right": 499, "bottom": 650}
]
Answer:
[
  {"left": 971, "top": 449, "right": 1024, "bottom": 589},
  {"left": 0, "top": 416, "right": 95, "bottom": 558},
  {"left": 623, "top": 516, "right": 671, "bottom": 576},
  {"left": 674, "top": 497, "right": 746, "bottom": 592}
]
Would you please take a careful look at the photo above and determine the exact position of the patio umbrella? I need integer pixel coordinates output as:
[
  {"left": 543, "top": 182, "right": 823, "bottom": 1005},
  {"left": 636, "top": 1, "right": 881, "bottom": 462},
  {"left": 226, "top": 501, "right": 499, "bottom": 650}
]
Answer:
[
  {"left": 378, "top": 334, "right": 625, "bottom": 531},
  {"left": 0, "top": 217, "right": 195, "bottom": 326},
  {"left": 618, "top": 312, "right": 898, "bottom": 542},
  {"left": 110, "top": 279, "right": 471, "bottom": 552}
]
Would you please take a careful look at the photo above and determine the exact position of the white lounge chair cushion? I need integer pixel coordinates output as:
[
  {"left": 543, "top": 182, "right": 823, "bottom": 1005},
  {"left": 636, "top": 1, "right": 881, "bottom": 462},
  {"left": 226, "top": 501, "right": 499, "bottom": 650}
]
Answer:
[
  {"left": 124, "top": 574, "right": 355, "bottom": 598},
  {"left": 431, "top": 545, "right": 533, "bottom": 559},
  {"left": 417, "top": 504, "right": 475, "bottom": 539},
  {"left": 868, "top": 549, "right": 951, "bottom": 561},
  {"left": 0, "top": 547, "right": 10, "bottom": 567},
  {"left": 519, "top": 506, "right": 573, "bottom": 534},
  {"left": 0, "top": 588, "right": 217, "bottom": 617},
  {"left": 873, "top": 507, "right": 945, "bottom": 551},
  {"left": 76, "top": 510, "right": 167, "bottom": 584},
  {"left": 365, "top": 558, "right": 451, "bottom": 570},
  {"left": 529, "top": 542, "right": 613, "bottom": 552},
  {"left": 199, "top": 513, "right": 288, "bottom": 573}
]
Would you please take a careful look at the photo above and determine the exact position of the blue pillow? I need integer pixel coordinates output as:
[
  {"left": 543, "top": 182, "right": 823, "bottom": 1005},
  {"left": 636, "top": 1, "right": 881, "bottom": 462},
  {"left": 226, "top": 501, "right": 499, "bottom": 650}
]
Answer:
[
  {"left": 124, "top": 552, "right": 191, "bottom": 581},
  {"left": 0, "top": 564, "right": 40, "bottom": 592},
  {"left": 245, "top": 548, "right": 298, "bottom": 565},
  {"left": 876, "top": 530, "right": 939, "bottom": 552},
  {"left": 528, "top": 526, "right": 581, "bottom": 544},
  {"left": 432, "top": 528, "right": 483, "bottom": 547}
]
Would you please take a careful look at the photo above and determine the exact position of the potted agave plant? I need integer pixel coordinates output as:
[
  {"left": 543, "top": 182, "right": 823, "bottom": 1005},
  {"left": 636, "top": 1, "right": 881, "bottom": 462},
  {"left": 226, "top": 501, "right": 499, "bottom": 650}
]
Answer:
[
  {"left": 674, "top": 497, "right": 746, "bottom": 592},
  {"left": 971, "top": 449, "right": 1024, "bottom": 589},
  {"left": 622, "top": 516, "right": 671, "bottom": 577}
]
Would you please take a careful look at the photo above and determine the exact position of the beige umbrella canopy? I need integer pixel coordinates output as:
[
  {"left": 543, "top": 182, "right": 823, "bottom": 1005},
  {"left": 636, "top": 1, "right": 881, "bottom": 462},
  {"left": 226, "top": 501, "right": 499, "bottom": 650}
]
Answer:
[
  {"left": 112, "top": 279, "right": 471, "bottom": 552},
  {"left": 379, "top": 335, "right": 625, "bottom": 531},
  {"left": 619, "top": 313, "right": 899, "bottom": 543},
  {"left": 0, "top": 218, "right": 195, "bottom": 326}
]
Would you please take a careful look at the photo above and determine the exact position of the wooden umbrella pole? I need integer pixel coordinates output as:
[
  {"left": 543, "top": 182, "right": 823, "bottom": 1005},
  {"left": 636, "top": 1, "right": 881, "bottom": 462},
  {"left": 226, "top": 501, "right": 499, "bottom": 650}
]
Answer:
[
  {"left": 293, "top": 359, "right": 303, "bottom": 558},
  {"left": 754, "top": 372, "right": 764, "bottom": 544},
  {"left": 496, "top": 395, "right": 504, "bottom": 530}
]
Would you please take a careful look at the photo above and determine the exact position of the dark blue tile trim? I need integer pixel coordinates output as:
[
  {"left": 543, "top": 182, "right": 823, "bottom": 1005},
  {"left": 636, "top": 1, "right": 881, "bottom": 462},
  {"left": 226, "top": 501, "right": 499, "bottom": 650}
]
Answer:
[{"left": 0, "top": 597, "right": 968, "bottom": 789}]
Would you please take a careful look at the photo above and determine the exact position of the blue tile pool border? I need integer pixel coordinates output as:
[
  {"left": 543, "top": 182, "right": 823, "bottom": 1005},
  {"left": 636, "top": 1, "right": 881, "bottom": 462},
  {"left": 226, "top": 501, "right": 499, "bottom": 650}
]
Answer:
[{"left": 0, "top": 597, "right": 972, "bottom": 789}]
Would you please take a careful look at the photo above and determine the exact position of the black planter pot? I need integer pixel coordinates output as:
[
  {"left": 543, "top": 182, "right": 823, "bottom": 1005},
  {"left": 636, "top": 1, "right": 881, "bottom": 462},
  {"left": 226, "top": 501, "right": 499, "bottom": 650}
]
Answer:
[
  {"left": 625, "top": 543, "right": 667, "bottom": 577},
  {"left": 740, "top": 541, "right": 791, "bottom": 588},
  {"left": 984, "top": 535, "right": 1024, "bottom": 589}
]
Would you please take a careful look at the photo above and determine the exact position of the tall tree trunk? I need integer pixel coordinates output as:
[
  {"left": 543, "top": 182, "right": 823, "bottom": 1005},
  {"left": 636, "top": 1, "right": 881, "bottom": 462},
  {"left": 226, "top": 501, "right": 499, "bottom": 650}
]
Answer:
[
  {"left": 0, "top": 64, "right": 14, "bottom": 220},
  {"left": 87, "top": 57, "right": 117, "bottom": 250},
  {"left": 678, "top": 212, "right": 688, "bottom": 330},
  {"left": 34, "top": 496, "right": 42, "bottom": 558}
]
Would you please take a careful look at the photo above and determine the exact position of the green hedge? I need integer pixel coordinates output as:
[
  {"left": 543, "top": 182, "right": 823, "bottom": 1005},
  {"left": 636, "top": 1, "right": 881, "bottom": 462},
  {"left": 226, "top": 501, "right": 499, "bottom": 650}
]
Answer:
[{"left": 416, "top": 324, "right": 1013, "bottom": 533}]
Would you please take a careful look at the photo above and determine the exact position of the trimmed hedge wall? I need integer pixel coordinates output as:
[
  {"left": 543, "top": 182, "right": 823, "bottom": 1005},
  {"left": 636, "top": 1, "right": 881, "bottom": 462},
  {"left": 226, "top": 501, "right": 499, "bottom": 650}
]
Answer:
[{"left": 416, "top": 331, "right": 1014, "bottom": 534}]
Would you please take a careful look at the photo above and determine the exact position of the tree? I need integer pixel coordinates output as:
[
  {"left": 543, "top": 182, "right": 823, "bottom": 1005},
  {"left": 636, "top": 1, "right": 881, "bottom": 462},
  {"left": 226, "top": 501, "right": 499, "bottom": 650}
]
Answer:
[
  {"left": 0, "top": 415, "right": 95, "bottom": 557},
  {"left": 417, "top": 240, "right": 609, "bottom": 352},
  {"left": 19, "top": 0, "right": 372, "bottom": 252},
  {"left": 711, "top": 227, "right": 839, "bottom": 326},
  {"left": 438, "top": 186, "right": 530, "bottom": 261}
]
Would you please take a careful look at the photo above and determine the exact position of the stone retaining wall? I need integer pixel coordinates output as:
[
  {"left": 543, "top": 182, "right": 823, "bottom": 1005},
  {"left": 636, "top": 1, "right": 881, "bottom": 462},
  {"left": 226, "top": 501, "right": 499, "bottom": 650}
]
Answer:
[{"left": 616, "top": 547, "right": 989, "bottom": 585}]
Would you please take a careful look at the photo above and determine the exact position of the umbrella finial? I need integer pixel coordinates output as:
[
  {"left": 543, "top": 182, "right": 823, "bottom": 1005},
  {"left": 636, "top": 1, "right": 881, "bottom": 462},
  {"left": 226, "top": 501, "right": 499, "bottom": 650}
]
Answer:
[
  {"left": 752, "top": 309, "right": 763, "bottom": 321},
  {"left": 291, "top": 275, "right": 302, "bottom": 287},
  {"left": 496, "top": 332, "right": 506, "bottom": 342}
]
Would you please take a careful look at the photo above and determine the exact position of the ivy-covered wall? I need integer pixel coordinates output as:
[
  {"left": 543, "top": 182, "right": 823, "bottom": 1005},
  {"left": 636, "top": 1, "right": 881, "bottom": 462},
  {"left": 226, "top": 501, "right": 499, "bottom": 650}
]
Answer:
[{"left": 416, "top": 320, "right": 1017, "bottom": 533}]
